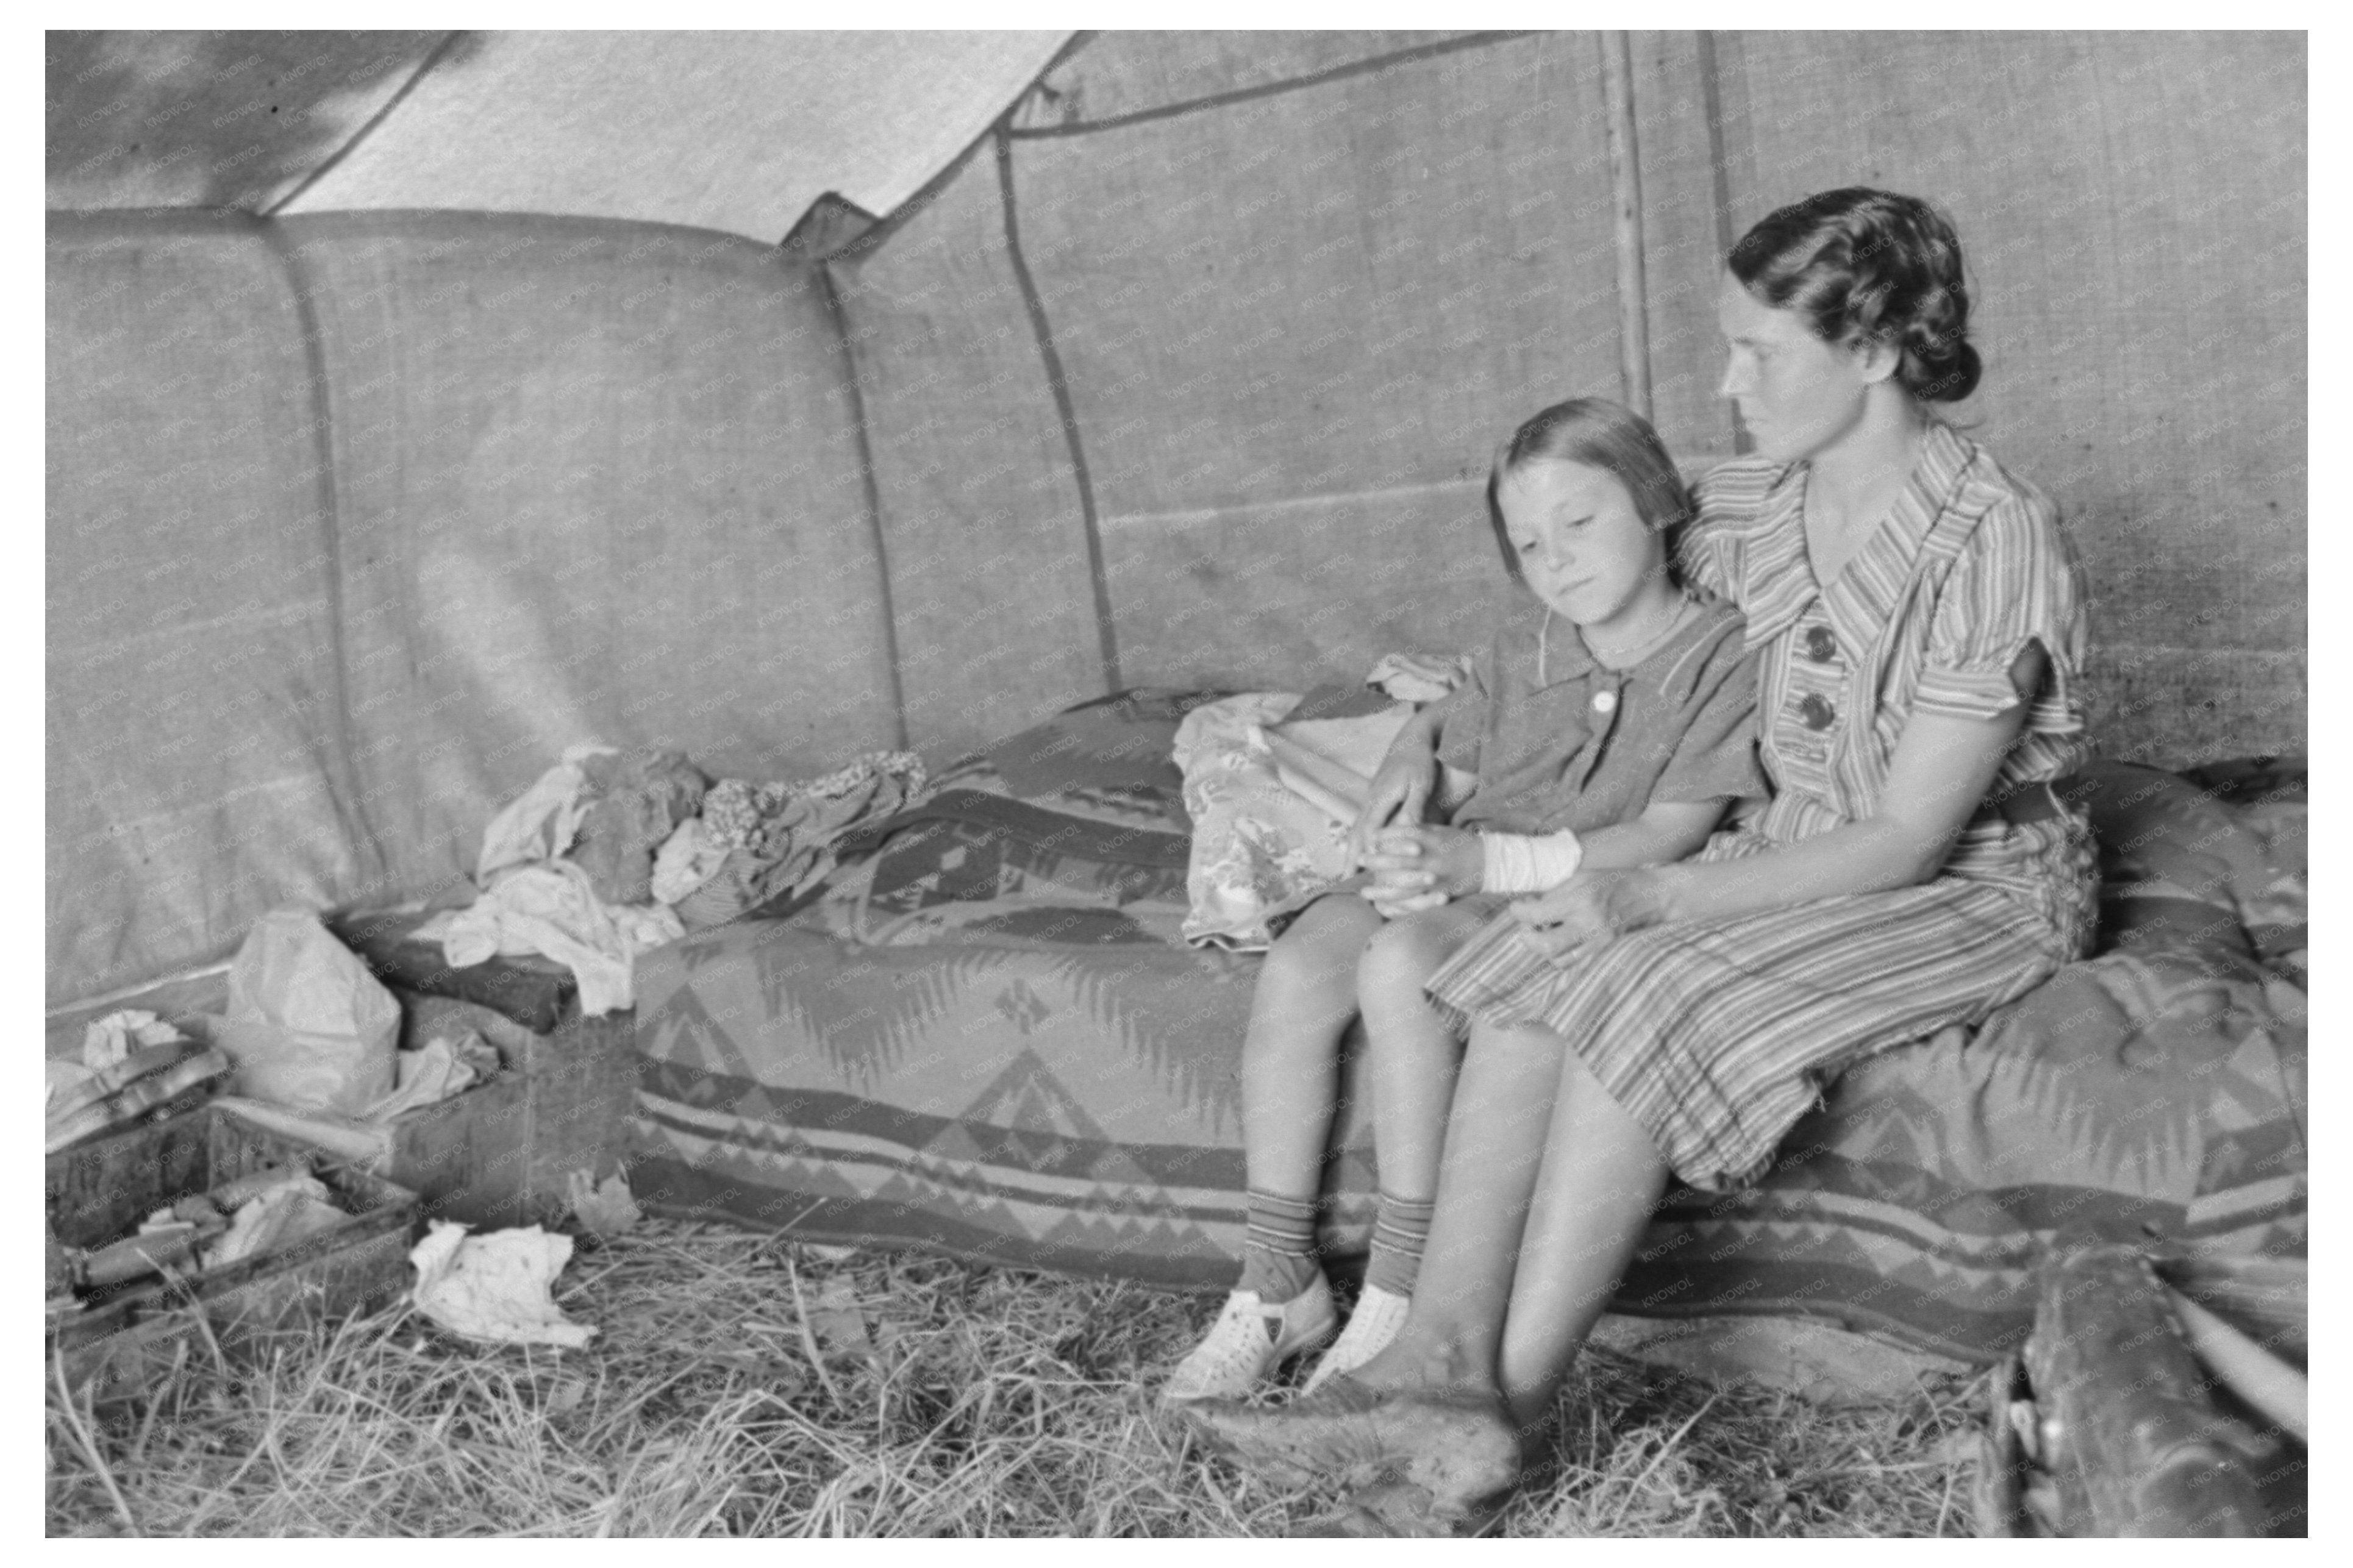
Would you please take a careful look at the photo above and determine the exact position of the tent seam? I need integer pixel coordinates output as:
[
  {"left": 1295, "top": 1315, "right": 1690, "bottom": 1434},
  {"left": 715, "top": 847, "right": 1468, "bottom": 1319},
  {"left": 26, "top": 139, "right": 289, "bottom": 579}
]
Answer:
[
  {"left": 260, "top": 32, "right": 470, "bottom": 218},
  {"left": 994, "top": 125, "right": 1121, "bottom": 696},
  {"left": 1005, "top": 30, "right": 1538, "bottom": 138},
  {"left": 254, "top": 219, "right": 395, "bottom": 899},
  {"left": 1696, "top": 30, "right": 1751, "bottom": 458},
  {"left": 816, "top": 262, "right": 912, "bottom": 751}
]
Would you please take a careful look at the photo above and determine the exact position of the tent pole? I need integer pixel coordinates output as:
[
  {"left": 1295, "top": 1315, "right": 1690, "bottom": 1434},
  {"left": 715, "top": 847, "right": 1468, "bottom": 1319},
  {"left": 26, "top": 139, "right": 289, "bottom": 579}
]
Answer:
[{"left": 1597, "top": 30, "right": 1651, "bottom": 423}]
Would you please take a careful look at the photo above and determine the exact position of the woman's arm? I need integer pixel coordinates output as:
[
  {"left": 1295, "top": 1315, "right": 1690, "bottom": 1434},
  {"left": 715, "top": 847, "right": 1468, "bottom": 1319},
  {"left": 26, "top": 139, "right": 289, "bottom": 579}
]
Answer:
[{"left": 1515, "top": 646, "right": 2044, "bottom": 949}]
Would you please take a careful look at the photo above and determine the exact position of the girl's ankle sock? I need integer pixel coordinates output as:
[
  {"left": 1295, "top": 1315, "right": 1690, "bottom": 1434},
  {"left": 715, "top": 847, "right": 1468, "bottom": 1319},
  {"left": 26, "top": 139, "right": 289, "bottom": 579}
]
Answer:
[
  {"left": 1238, "top": 1188, "right": 1321, "bottom": 1302},
  {"left": 1364, "top": 1191, "right": 1437, "bottom": 1299}
]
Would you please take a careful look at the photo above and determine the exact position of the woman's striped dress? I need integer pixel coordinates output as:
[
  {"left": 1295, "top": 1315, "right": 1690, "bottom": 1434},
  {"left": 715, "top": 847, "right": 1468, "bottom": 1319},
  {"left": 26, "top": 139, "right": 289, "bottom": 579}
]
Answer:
[{"left": 1424, "top": 421, "right": 2100, "bottom": 1191}]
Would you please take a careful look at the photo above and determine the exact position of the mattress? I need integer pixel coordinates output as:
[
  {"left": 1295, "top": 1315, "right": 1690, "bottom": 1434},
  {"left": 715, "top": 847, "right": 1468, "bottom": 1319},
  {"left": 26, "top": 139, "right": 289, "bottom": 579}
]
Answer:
[{"left": 626, "top": 694, "right": 2306, "bottom": 1360}]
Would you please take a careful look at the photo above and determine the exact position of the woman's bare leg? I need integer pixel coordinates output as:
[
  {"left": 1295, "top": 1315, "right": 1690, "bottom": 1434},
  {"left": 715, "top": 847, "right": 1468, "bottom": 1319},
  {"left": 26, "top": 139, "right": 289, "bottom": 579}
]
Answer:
[
  {"left": 1343, "top": 1019, "right": 1577, "bottom": 1397},
  {"left": 1493, "top": 1053, "right": 1669, "bottom": 1428}
]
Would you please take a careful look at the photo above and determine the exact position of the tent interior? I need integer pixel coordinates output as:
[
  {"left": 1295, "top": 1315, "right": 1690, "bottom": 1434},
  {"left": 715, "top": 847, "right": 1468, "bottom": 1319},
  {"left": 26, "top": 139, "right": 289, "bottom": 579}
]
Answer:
[{"left": 48, "top": 30, "right": 2305, "bottom": 1366}]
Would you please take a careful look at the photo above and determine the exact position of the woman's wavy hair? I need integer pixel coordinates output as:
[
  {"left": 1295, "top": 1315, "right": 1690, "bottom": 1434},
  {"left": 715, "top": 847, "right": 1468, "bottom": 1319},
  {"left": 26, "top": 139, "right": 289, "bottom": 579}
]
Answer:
[
  {"left": 1729, "top": 187, "right": 1980, "bottom": 404},
  {"left": 1485, "top": 397, "right": 1693, "bottom": 586}
]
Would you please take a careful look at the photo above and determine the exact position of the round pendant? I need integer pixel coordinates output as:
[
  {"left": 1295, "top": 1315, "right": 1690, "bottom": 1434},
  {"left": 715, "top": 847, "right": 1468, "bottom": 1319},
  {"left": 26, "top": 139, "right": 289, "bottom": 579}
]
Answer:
[{"left": 1592, "top": 688, "right": 1618, "bottom": 715}]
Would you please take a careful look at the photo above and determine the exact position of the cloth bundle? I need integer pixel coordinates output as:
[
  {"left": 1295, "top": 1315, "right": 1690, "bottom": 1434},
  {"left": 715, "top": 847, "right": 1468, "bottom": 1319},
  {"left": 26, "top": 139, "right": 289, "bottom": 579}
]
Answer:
[
  {"left": 659, "top": 752, "right": 929, "bottom": 930},
  {"left": 440, "top": 744, "right": 930, "bottom": 1011}
]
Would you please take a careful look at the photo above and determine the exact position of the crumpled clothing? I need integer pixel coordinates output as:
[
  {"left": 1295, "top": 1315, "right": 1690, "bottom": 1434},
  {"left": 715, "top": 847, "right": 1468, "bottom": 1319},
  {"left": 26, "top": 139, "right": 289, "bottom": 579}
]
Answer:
[
  {"left": 673, "top": 751, "right": 928, "bottom": 930},
  {"left": 1173, "top": 696, "right": 1415, "bottom": 950},
  {"left": 202, "top": 1172, "right": 344, "bottom": 1269},
  {"left": 476, "top": 744, "right": 617, "bottom": 884},
  {"left": 649, "top": 816, "right": 730, "bottom": 905},
  {"left": 569, "top": 749, "right": 709, "bottom": 905},
  {"left": 409, "top": 1222, "right": 596, "bottom": 1349},
  {"left": 1366, "top": 650, "right": 1473, "bottom": 704},
  {"left": 433, "top": 861, "right": 685, "bottom": 1016},
  {"left": 363, "top": 1029, "right": 498, "bottom": 1122}
]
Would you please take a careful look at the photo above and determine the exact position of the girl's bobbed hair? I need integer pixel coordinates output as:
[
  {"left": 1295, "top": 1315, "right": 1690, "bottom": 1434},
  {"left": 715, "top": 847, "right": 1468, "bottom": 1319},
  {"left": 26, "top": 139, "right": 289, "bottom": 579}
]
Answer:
[
  {"left": 1487, "top": 397, "right": 1694, "bottom": 582},
  {"left": 1729, "top": 187, "right": 1980, "bottom": 404}
]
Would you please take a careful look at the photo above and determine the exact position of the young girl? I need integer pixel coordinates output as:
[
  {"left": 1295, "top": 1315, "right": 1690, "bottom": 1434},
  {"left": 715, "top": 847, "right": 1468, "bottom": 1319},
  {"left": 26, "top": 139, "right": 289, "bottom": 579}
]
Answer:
[
  {"left": 1179, "top": 188, "right": 2099, "bottom": 1536},
  {"left": 1162, "top": 398, "right": 1765, "bottom": 1403}
]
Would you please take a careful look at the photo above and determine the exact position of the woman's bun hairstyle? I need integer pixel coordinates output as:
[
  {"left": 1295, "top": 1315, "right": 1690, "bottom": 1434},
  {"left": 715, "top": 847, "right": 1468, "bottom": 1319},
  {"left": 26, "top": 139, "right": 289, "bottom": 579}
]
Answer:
[{"left": 1729, "top": 188, "right": 1980, "bottom": 403}]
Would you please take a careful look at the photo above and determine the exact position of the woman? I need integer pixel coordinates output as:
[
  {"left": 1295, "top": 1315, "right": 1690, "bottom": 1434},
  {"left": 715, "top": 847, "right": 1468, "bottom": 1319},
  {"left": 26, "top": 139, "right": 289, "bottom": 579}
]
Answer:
[{"left": 1177, "top": 187, "right": 2097, "bottom": 1534}]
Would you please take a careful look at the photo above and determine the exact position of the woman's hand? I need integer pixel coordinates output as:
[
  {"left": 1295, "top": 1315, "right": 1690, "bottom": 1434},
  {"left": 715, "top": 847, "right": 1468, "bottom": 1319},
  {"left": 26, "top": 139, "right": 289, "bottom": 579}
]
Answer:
[
  {"left": 1348, "top": 745, "right": 1438, "bottom": 867},
  {"left": 1507, "top": 868, "right": 1671, "bottom": 957},
  {"left": 1363, "top": 825, "right": 1482, "bottom": 916}
]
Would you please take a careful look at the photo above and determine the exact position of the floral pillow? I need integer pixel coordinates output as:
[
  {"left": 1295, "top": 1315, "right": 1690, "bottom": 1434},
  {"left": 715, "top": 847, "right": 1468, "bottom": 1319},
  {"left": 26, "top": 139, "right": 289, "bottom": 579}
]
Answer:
[{"left": 1173, "top": 696, "right": 1413, "bottom": 950}]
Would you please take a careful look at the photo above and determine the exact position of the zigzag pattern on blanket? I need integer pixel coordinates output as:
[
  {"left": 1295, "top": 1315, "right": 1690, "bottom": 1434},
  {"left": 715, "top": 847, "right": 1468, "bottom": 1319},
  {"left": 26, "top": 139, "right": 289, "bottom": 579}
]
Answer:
[{"left": 622, "top": 704, "right": 2307, "bottom": 1360}]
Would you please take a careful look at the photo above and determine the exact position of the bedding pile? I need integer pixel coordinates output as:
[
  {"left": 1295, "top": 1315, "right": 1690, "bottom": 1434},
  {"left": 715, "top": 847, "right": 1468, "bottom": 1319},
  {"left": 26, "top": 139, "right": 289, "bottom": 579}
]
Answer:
[
  {"left": 427, "top": 744, "right": 926, "bottom": 1013},
  {"left": 626, "top": 696, "right": 2305, "bottom": 1358}
]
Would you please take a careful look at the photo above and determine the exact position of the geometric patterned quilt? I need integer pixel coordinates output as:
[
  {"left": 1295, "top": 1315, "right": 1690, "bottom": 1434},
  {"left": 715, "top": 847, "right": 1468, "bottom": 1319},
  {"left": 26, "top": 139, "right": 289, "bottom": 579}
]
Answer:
[{"left": 626, "top": 694, "right": 2306, "bottom": 1361}]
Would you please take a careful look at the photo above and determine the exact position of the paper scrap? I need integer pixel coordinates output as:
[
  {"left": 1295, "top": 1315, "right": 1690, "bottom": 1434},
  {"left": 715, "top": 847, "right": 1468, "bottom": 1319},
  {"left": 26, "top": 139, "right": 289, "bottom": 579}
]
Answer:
[
  {"left": 82, "top": 1009, "right": 188, "bottom": 1071},
  {"left": 409, "top": 1222, "right": 596, "bottom": 1349},
  {"left": 565, "top": 1169, "right": 642, "bottom": 1239}
]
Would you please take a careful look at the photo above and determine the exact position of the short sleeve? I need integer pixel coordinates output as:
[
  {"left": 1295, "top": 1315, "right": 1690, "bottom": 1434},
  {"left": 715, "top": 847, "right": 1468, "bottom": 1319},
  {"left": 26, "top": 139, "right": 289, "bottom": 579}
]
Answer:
[
  {"left": 1913, "top": 492, "right": 2090, "bottom": 732},
  {"left": 1649, "top": 633, "right": 1769, "bottom": 805},
  {"left": 1680, "top": 465, "right": 1757, "bottom": 603},
  {"left": 1429, "top": 637, "right": 1497, "bottom": 774}
]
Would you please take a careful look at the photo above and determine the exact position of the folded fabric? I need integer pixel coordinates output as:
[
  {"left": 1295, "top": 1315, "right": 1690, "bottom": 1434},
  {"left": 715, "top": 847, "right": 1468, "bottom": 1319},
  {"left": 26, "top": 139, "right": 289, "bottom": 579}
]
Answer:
[{"left": 1366, "top": 650, "right": 1474, "bottom": 704}]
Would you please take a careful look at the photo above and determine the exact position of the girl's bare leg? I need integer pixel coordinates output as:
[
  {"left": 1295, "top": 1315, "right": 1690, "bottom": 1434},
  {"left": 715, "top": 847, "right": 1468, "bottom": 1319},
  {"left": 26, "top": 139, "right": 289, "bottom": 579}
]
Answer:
[
  {"left": 1353, "top": 902, "right": 1495, "bottom": 1203},
  {"left": 1239, "top": 893, "right": 1385, "bottom": 1213}
]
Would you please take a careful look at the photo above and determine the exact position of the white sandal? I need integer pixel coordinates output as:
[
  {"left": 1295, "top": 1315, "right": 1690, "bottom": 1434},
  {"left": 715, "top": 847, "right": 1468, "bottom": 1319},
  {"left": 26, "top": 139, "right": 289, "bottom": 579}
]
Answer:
[
  {"left": 1301, "top": 1283, "right": 1412, "bottom": 1395},
  {"left": 1161, "top": 1274, "right": 1338, "bottom": 1403}
]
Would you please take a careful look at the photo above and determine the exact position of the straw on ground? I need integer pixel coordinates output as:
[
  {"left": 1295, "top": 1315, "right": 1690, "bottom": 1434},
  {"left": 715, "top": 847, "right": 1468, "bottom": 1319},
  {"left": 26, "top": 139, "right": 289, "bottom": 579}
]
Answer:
[{"left": 47, "top": 1217, "right": 1985, "bottom": 1537}]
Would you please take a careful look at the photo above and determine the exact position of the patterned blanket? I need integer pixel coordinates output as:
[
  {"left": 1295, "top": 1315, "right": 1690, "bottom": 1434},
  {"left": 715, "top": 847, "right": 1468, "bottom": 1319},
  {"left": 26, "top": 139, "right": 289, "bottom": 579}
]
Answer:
[{"left": 626, "top": 694, "right": 2305, "bottom": 1360}]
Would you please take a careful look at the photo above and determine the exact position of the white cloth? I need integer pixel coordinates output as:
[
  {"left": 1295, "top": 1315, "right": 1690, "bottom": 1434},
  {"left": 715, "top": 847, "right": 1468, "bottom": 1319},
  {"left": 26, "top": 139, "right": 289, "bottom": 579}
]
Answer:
[
  {"left": 474, "top": 743, "right": 618, "bottom": 884},
  {"left": 430, "top": 861, "right": 684, "bottom": 1016},
  {"left": 409, "top": 1222, "right": 596, "bottom": 1349}
]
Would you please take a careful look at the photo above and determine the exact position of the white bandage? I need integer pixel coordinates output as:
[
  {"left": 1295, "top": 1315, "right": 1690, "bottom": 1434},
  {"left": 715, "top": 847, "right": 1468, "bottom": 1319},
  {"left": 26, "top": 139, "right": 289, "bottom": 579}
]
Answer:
[{"left": 1480, "top": 829, "right": 1584, "bottom": 894}]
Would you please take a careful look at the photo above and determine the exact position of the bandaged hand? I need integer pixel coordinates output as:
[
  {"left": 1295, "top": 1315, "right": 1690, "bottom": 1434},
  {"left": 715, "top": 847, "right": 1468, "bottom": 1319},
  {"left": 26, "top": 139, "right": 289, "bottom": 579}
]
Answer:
[{"left": 1363, "top": 825, "right": 1481, "bottom": 918}]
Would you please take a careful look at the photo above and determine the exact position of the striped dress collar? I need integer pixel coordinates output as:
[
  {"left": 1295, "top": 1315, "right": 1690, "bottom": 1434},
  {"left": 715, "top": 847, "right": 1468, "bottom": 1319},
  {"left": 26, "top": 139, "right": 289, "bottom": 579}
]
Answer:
[{"left": 1738, "top": 421, "right": 1980, "bottom": 653}]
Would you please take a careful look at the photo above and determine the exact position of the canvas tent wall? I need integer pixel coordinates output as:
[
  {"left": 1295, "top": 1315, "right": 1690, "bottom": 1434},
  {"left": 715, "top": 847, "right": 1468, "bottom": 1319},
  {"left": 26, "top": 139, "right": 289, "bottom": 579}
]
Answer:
[{"left": 46, "top": 29, "right": 2306, "bottom": 1010}]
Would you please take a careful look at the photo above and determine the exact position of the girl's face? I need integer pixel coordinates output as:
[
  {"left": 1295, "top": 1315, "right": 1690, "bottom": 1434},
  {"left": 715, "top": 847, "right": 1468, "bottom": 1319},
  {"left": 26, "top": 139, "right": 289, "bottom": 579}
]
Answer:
[
  {"left": 1495, "top": 459, "right": 1665, "bottom": 631},
  {"left": 1715, "top": 272, "right": 1876, "bottom": 465}
]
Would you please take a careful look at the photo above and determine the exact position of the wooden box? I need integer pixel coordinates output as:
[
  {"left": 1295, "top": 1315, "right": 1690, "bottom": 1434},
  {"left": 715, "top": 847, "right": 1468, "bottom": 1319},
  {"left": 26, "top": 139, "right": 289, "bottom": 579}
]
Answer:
[
  {"left": 47, "top": 1103, "right": 420, "bottom": 1399},
  {"left": 382, "top": 991, "right": 635, "bottom": 1228}
]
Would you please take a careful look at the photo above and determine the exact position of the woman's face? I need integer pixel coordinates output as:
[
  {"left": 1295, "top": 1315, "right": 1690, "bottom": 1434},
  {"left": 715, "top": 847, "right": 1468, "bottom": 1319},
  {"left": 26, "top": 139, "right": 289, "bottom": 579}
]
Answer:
[
  {"left": 1715, "top": 272, "right": 1875, "bottom": 465},
  {"left": 1495, "top": 459, "right": 1664, "bottom": 632}
]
